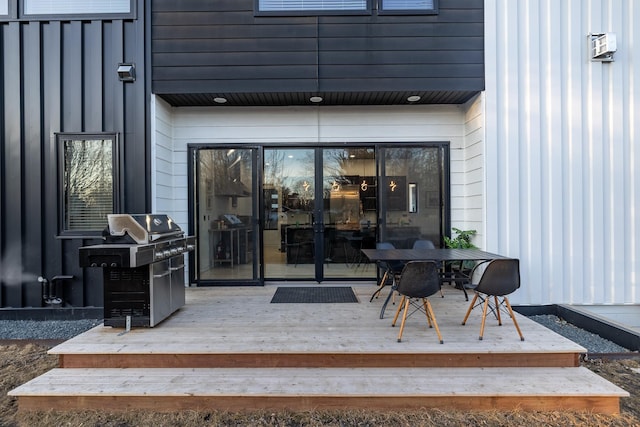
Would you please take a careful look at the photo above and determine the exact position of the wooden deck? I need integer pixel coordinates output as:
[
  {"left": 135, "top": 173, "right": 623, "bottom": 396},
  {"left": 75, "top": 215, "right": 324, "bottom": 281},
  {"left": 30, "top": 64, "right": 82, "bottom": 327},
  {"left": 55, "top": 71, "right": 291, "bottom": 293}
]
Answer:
[{"left": 9, "top": 284, "right": 629, "bottom": 414}]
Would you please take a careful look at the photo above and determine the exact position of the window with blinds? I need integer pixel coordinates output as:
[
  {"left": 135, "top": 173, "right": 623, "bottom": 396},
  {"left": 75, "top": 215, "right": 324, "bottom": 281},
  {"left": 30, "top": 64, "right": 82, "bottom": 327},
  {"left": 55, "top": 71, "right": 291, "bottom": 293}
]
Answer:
[
  {"left": 60, "top": 135, "right": 117, "bottom": 233},
  {"left": 0, "top": 1, "right": 8, "bottom": 15},
  {"left": 258, "top": 0, "right": 367, "bottom": 12},
  {"left": 24, "top": 0, "right": 131, "bottom": 15},
  {"left": 380, "top": 0, "right": 435, "bottom": 10}
]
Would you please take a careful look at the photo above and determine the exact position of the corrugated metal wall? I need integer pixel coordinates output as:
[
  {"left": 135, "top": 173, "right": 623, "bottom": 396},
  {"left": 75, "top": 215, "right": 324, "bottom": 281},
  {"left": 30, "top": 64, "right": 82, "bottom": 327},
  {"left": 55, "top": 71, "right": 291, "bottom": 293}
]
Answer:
[{"left": 484, "top": 0, "right": 639, "bottom": 305}]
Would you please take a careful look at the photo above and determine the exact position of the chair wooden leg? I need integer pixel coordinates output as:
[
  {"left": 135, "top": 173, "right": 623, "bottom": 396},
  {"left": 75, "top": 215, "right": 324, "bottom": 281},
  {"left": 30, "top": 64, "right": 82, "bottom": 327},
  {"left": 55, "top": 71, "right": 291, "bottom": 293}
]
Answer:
[
  {"left": 391, "top": 296, "right": 406, "bottom": 327},
  {"left": 479, "top": 297, "right": 490, "bottom": 340},
  {"left": 494, "top": 296, "right": 502, "bottom": 325},
  {"left": 461, "top": 293, "right": 478, "bottom": 325},
  {"left": 422, "top": 299, "right": 433, "bottom": 328},
  {"left": 504, "top": 297, "right": 525, "bottom": 341},
  {"left": 425, "top": 298, "right": 443, "bottom": 344},
  {"left": 397, "top": 298, "right": 410, "bottom": 342}
]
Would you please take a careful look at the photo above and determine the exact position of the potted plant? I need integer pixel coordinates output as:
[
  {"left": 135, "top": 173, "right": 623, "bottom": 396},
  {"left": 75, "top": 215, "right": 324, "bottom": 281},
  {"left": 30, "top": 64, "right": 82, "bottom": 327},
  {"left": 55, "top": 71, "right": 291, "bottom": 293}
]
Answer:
[
  {"left": 443, "top": 228, "right": 478, "bottom": 286},
  {"left": 443, "top": 228, "right": 477, "bottom": 249}
]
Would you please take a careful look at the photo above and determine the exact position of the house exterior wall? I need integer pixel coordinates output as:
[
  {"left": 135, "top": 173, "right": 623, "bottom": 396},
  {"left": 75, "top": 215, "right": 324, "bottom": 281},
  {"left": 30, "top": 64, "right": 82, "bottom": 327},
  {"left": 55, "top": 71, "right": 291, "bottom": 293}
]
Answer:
[
  {"left": 151, "top": 0, "right": 484, "bottom": 102},
  {"left": 151, "top": 99, "right": 474, "bottom": 242},
  {"left": 0, "top": 2, "right": 148, "bottom": 312},
  {"left": 484, "top": 0, "right": 639, "bottom": 305}
]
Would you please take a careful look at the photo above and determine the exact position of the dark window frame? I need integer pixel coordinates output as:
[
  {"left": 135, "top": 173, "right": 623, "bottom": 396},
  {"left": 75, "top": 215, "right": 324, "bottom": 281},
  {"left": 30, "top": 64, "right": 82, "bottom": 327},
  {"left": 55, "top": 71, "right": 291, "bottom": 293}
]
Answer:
[
  {"left": 255, "top": 0, "right": 371, "bottom": 16},
  {"left": 16, "top": 0, "right": 137, "bottom": 21},
  {"left": 0, "top": 0, "right": 16, "bottom": 19},
  {"left": 254, "top": 0, "right": 438, "bottom": 16},
  {"left": 57, "top": 132, "right": 122, "bottom": 238},
  {"left": 377, "top": 0, "right": 438, "bottom": 15}
]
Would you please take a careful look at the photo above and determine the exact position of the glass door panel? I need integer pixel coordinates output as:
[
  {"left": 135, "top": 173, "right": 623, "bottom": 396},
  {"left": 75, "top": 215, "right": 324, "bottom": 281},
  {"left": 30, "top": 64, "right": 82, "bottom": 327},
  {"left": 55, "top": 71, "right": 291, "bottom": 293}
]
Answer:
[
  {"left": 195, "top": 148, "right": 258, "bottom": 283},
  {"left": 263, "top": 148, "right": 316, "bottom": 279},
  {"left": 322, "top": 148, "right": 377, "bottom": 279},
  {"left": 379, "top": 146, "right": 445, "bottom": 249}
]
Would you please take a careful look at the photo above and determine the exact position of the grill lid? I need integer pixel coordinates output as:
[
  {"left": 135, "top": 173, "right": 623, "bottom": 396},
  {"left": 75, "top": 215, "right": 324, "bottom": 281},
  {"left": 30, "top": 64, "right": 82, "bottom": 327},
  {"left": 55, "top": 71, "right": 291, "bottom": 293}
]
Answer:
[{"left": 106, "top": 214, "right": 184, "bottom": 244}]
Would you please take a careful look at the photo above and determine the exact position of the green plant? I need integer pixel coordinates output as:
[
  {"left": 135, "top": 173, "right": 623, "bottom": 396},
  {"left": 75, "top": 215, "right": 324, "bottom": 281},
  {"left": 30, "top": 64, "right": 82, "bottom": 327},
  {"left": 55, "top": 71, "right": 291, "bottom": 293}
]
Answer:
[
  {"left": 443, "top": 228, "right": 477, "bottom": 249},
  {"left": 443, "top": 228, "right": 478, "bottom": 272}
]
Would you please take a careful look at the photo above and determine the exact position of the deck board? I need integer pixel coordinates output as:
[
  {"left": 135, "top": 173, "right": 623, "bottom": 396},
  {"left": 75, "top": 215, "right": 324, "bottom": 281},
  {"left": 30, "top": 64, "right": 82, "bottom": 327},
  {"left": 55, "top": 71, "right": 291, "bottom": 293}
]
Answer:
[
  {"left": 9, "top": 284, "right": 629, "bottom": 414},
  {"left": 10, "top": 366, "right": 628, "bottom": 413},
  {"left": 50, "top": 285, "right": 585, "bottom": 357}
]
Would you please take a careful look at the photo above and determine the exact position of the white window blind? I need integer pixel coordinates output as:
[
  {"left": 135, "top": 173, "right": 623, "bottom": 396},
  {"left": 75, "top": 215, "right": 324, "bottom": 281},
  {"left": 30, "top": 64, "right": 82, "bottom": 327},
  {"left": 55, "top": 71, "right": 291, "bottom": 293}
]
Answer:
[
  {"left": 259, "top": 0, "right": 367, "bottom": 11},
  {"left": 62, "top": 138, "right": 114, "bottom": 232},
  {"left": 0, "top": 1, "right": 8, "bottom": 15},
  {"left": 24, "top": 0, "right": 130, "bottom": 15},
  {"left": 381, "top": 0, "right": 434, "bottom": 10}
]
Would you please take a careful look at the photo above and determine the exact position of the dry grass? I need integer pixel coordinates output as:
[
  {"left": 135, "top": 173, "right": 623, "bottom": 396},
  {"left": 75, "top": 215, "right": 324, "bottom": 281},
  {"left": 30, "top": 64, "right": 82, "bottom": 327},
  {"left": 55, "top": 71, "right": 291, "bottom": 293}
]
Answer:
[{"left": 2, "top": 343, "right": 639, "bottom": 427}]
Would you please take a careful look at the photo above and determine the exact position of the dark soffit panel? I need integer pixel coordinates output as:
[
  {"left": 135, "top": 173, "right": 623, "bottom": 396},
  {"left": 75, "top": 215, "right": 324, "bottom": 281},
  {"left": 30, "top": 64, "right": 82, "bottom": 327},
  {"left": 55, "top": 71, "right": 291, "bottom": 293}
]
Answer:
[{"left": 157, "top": 91, "right": 479, "bottom": 107}]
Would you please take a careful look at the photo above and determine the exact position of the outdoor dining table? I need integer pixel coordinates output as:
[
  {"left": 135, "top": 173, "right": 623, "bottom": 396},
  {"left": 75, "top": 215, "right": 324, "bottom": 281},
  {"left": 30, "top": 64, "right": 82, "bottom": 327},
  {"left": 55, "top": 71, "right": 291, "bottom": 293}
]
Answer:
[{"left": 361, "top": 248, "right": 509, "bottom": 318}]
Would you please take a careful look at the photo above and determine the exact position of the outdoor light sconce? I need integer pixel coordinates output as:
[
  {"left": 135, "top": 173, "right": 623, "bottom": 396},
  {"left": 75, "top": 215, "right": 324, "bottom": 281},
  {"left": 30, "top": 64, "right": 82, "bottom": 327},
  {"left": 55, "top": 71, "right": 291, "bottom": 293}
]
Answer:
[
  {"left": 408, "top": 183, "right": 418, "bottom": 213},
  {"left": 117, "top": 63, "right": 136, "bottom": 82},
  {"left": 590, "top": 33, "right": 617, "bottom": 62}
]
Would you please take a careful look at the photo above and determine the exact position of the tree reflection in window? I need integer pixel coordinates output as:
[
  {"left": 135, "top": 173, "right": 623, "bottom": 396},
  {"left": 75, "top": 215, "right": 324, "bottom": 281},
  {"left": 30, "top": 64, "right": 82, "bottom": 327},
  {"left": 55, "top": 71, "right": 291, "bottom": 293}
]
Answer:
[{"left": 62, "top": 136, "right": 114, "bottom": 231}]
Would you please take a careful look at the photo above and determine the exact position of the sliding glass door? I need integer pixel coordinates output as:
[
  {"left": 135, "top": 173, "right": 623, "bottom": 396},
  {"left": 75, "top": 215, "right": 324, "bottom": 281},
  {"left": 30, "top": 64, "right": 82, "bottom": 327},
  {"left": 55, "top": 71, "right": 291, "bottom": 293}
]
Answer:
[{"left": 190, "top": 143, "right": 448, "bottom": 285}]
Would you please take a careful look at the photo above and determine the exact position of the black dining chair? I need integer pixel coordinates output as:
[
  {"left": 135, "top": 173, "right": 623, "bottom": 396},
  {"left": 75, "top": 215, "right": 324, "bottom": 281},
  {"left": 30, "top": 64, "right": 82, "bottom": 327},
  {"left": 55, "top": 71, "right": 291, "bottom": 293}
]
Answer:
[
  {"left": 369, "top": 242, "right": 405, "bottom": 303},
  {"left": 412, "top": 239, "right": 435, "bottom": 249},
  {"left": 461, "top": 259, "right": 524, "bottom": 341},
  {"left": 391, "top": 261, "right": 443, "bottom": 343}
]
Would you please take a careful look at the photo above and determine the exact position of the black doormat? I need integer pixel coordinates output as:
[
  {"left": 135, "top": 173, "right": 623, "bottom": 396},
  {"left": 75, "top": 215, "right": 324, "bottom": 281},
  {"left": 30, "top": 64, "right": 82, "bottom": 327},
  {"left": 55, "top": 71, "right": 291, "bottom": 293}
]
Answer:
[{"left": 270, "top": 287, "right": 359, "bottom": 303}]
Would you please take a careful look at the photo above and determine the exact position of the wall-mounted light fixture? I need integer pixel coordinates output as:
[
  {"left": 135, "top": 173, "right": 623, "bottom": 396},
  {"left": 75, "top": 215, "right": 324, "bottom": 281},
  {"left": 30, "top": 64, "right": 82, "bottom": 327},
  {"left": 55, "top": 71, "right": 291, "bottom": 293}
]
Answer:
[
  {"left": 590, "top": 33, "right": 617, "bottom": 62},
  {"left": 117, "top": 63, "right": 136, "bottom": 82}
]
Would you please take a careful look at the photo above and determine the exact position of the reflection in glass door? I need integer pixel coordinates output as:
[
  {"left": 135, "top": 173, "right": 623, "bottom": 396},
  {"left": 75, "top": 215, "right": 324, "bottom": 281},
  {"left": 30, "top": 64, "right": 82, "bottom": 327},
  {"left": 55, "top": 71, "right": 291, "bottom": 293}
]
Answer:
[
  {"left": 262, "top": 147, "right": 378, "bottom": 281},
  {"left": 263, "top": 148, "right": 317, "bottom": 279},
  {"left": 194, "top": 148, "right": 258, "bottom": 284},
  {"left": 322, "top": 148, "right": 377, "bottom": 278},
  {"left": 379, "top": 146, "right": 446, "bottom": 249}
]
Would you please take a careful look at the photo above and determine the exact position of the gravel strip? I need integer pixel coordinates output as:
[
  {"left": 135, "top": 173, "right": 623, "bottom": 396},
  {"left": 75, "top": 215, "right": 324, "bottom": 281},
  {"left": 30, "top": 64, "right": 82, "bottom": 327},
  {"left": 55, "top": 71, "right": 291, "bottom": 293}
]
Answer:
[
  {"left": 0, "top": 319, "right": 101, "bottom": 340},
  {"left": 529, "top": 314, "right": 630, "bottom": 354}
]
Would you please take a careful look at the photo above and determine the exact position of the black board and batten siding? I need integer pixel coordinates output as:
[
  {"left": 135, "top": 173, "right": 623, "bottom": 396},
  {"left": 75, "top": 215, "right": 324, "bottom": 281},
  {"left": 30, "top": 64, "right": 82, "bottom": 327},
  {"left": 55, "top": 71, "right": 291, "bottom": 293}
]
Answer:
[
  {"left": 152, "top": 0, "right": 485, "bottom": 106},
  {"left": 0, "top": 2, "right": 147, "bottom": 314}
]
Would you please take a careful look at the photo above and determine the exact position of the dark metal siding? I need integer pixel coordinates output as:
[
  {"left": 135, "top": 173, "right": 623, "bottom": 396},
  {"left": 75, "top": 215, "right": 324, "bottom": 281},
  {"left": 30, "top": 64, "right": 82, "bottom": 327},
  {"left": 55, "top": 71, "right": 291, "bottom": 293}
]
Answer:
[
  {"left": 151, "top": 0, "right": 484, "bottom": 106},
  {"left": 0, "top": 4, "right": 147, "bottom": 312}
]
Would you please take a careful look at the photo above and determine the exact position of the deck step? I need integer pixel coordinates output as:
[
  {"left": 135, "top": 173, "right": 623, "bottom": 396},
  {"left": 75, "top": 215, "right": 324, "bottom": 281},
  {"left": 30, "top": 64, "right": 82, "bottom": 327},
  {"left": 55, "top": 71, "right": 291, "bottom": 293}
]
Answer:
[{"left": 9, "top": 366, "right": 629, "bottom": 414}]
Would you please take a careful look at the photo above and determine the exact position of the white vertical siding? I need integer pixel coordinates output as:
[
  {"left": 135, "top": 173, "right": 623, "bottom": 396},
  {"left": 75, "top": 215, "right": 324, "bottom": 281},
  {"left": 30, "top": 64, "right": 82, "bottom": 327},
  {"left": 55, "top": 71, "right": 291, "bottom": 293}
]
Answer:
[{"left": 485, "top": 0, "right": 639, "bottom": 304}]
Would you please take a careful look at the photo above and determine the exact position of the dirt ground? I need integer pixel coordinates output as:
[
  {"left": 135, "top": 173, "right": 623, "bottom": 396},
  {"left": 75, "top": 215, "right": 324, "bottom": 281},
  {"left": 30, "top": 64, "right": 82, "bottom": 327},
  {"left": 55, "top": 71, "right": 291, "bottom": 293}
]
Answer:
[{"left": 1, "top": 343, "right": 639, "bottom": 427}]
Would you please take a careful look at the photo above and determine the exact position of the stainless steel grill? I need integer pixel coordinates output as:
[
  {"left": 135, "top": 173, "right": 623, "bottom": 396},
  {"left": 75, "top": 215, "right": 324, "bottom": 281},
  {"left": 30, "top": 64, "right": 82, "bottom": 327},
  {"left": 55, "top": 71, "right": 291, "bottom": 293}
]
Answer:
[{"left": 79, "top": 214, "right": 195, "bottom": 327}]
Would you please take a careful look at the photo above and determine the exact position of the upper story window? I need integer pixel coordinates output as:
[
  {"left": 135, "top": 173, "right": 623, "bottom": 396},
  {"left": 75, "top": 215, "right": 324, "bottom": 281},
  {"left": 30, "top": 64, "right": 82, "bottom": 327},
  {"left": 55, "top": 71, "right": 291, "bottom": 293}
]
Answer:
[
  {"left": 58, "top": 133, "right": 120, "bottom": 235},
  {"left": 258, "top": 0, "right": 367, "bottom": 12},
  {"left": 379, "top": 0, "right": 437, "bottom": 14},
  {"left": 256, "top": 0, "right": 436, "bottom": 15},
  {"left": 22, "top": 0, "right": 134, "bottom": 19}
]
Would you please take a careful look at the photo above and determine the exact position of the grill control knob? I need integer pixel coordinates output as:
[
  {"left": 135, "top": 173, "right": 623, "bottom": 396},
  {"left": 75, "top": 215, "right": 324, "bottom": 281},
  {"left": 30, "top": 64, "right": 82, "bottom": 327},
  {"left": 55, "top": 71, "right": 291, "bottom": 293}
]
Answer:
[
  {"left": 110, "top": 263, "right": 118, "bottom": 267},
  {"left": 101, "top": 263, "right": 107, "bottom": 268}
]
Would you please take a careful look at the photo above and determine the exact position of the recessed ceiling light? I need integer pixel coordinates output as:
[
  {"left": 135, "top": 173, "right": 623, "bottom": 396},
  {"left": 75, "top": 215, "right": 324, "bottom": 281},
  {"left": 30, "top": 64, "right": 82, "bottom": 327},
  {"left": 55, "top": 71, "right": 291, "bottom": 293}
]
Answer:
[
  {"left": 213, "top": 97, "right": 228, "bottom": 104},
  {"left": 407, "top": 95, "right": 421, "bottom": 102},
  {"left": 310, "top": 96, "right": 323, "bottom": 103}
]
